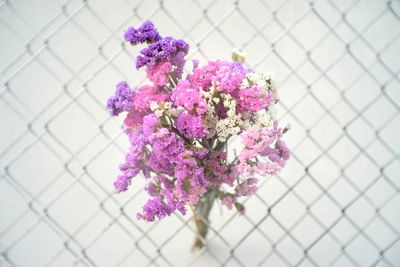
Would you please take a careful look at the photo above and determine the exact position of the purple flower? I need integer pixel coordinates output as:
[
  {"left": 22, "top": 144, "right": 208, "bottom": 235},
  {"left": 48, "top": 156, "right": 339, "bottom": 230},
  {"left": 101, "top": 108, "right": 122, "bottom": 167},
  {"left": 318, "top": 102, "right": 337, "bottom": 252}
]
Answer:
[
  {"left": 106, "top": 81, "right": 135, "bottom": 116},
  {"left": 145, "top": 182, "right": 159, "bottom": 197},
  {"left": 174, "top": 158, "right": 207, "bottom": 204},
  {"left": 148, "top": 151, "right": 175, "bottom": 176},
  {"left": 162, "top": 188, "right": 186, "bottom": 215},
  {"left": 142, "top": 113, "right": 159, "bottom": 137},
  {"left": 158, "top": 176, "right": 174, "bottom": 189},
  {"left": 276, "top": 140, "right": 290, "bottom": 160},
  {"left": 124, "top": 21, "right": 161, "bottom": 44},
  {"left": 113, "top": 175, "right": 131, "bottom": 192},
  {"left": 205, "top": 152, "right": 236, "bottom": 185},
  {"left": 170, "top": 51, "right": 186, "bottom": 79},
  {"left": 230, "top": 61, "right": 252, "bottom": 75},
  {"left": 189, "top": 148, "right": 209, "bottom": 159},
  {"left": 138, "top": 193, "right": 187, "bottom": 222},
  {"left": 136, "top": 37, "right": 189, "bottom": 70},
  {"left": 112, "top": 127, "right": 151, "bottom": 192},
  {"left": 146, "top": 127, "right": 186, "bottom": 176},
  {"left": 140, "top": 197, "right": 169, "bottom": 222},
  {"left": 175, "top": 111, "right": 208, "bottom": 139}
]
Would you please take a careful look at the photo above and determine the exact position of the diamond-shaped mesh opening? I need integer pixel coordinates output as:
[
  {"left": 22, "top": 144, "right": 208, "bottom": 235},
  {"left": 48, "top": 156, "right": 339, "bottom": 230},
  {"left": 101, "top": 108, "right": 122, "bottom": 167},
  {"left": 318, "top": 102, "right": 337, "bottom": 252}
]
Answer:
[{"left": 1, "top": 0, "right": 400, "bottom": 266}]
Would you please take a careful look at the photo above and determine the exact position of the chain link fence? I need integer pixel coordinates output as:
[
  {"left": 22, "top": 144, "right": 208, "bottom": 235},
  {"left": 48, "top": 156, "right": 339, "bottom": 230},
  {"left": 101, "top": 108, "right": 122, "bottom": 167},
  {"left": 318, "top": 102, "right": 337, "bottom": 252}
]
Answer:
[{"left": 1, "top": 0, "right": 400, "bottom": 266}]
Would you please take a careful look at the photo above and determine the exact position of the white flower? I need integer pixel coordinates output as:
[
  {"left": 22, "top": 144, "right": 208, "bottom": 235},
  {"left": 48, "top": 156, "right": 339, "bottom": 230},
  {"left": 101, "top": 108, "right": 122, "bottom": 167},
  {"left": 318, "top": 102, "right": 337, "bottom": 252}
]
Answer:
[
  {"left": 201, "top": 91, "right": 211, "bottom": 98},
  {"left": 241, "top": 71, "right": 276, "bottom": 94},
  {"left": 150, "top": 101, "right": 159, "bottom": 111},
  {"left": 168, "top": 108, "right": 179, "bottom": 117},
  {"left": 155, "top": 109, "right": 163, "bottom": 117},
  {"left": 249, "top": 106, "right": 276, "bottom": 128},
  {"left": 213, "top": 93, "right": 243, "bottom": 141}
]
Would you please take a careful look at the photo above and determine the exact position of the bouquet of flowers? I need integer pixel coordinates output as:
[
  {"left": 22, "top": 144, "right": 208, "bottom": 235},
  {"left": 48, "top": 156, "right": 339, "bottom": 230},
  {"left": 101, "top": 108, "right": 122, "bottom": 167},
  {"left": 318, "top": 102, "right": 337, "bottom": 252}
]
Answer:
[{"left": 107, "top": 21, "right": 290, "bottom": 249}]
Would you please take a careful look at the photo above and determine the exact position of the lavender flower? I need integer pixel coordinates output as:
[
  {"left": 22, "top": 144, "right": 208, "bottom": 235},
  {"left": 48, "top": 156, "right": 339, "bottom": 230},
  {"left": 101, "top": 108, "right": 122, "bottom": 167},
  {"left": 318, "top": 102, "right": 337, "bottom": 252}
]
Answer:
[
  {"left": 124, "top": 21, "right": 161, "bottom": 45},
  {"left": 230, "top": 61, "right": 251, "bottom": 75},
  {"left": 113, "top": 175, "right": 131, "bottom": 192},
  {"left": 138, "top": 197, "right": 170, "bottom": 222},
  {"left": 106, "top": 81, "right": 135, "bottom": 116},
  {"left": 136, "top": 37, "right": 189, "bottom": 70}
]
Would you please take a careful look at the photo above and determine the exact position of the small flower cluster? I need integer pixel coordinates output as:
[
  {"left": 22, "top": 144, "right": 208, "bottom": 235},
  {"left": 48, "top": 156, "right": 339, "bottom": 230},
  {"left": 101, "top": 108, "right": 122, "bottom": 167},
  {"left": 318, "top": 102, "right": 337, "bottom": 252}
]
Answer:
[{"left": 107, "top": 21, "right": 290, "bottom": 222}]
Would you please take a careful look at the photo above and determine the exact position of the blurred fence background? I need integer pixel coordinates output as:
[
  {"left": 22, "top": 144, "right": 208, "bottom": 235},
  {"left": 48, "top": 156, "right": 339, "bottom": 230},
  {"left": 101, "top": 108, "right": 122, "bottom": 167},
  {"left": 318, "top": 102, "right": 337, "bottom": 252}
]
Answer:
[{"left": 1, "top": 0, "right": 400, "bottom": 266}]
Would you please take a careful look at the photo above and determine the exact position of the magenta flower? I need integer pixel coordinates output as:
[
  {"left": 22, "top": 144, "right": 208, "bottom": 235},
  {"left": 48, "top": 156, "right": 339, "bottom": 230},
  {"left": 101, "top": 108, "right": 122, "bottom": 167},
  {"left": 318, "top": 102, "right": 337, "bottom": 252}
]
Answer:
[
  {"left": 171, "top": 80, "right": 207, "bottom": 115},
  {"left": 133, "top": 85, "right": 168, "bottom": 110},
  {"left": 146, "top": 61, "right": 173, "bottom": 86}
]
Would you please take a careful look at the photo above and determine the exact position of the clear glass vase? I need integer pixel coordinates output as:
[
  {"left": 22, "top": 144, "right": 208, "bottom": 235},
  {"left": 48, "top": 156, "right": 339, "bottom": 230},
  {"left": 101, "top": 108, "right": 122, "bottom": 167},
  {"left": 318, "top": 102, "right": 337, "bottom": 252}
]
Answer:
[{"left": 192, "top": 187, "right": 219, "bottom": 250}]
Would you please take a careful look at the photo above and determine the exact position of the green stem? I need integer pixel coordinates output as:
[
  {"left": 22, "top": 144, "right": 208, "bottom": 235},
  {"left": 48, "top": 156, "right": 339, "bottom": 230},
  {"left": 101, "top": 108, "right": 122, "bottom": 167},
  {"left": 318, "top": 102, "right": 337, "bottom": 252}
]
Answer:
[{"left": 167, "top": 74, "right": 177, "bottom": 88}]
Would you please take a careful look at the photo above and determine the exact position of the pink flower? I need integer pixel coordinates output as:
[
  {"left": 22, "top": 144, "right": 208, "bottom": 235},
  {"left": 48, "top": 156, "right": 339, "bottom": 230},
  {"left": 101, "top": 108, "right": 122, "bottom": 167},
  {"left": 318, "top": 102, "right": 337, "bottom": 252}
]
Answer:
[
  {"left": 233, "top": 86, "right": 275, "bottom": 112},
  {"left": 146, "top": 61, "right": 173, "bottom": 86},
  {"left": 236, "top": 178, "right": 258, "bottom": 197},
  {"left": 124, "top": 108, "right": 147, "bottom": 127},
  {"left": 213, "top": 63, "right": 244, "bottom": 93},
  {"left": 261, "top": 139, "right": 290, "bottom": 167},
  {"left": 235, "top": 124, "right": 290, "bottom": 176},
  {"left": 190, "top": 60, "right": 221, "bottom": 90},
  {"left": 133, "top": 85, "right": 168, "bottom": 110},
  {"left": 257, "top": 162, "right": 280, "bottom": 175},
  {"left": 241, "top": 129, "right": 260, "bottom": 147},
  {"left": 221, "top": 196, "right": 236, "bottom": 210},
  {"left": 190, "top": 60, "right": 247, "bottom": 93},
  {"left": 171, "top": 80, "right": 207, "bottom": 114}
]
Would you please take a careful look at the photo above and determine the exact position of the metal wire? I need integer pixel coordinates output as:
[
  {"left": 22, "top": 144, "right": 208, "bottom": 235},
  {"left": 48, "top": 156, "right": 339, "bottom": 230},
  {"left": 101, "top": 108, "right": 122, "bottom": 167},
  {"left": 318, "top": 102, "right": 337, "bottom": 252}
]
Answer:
[{"left": 0, "top": 0, "right": 399, "bottom": 266}]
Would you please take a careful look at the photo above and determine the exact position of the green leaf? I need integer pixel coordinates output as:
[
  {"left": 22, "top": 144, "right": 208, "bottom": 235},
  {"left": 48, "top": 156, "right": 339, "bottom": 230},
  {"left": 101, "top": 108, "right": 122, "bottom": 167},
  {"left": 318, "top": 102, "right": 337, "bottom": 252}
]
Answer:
[{"left": 234, "top": 202, "right": 245, "bottom": 212}]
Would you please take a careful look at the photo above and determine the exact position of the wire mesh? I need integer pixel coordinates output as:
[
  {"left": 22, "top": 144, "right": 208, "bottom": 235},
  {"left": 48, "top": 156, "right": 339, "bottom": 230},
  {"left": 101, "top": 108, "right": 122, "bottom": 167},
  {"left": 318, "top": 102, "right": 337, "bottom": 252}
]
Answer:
[{"left": 0, "top": 0, "right": 399, "bottom": 266}]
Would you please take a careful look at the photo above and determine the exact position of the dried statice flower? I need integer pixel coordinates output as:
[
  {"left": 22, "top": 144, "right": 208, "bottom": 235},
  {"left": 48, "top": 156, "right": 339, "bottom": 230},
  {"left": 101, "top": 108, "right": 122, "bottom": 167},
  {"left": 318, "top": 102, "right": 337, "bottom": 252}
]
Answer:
[{"left": 106, "top": 21, "right": 291, "bottom": 249}]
